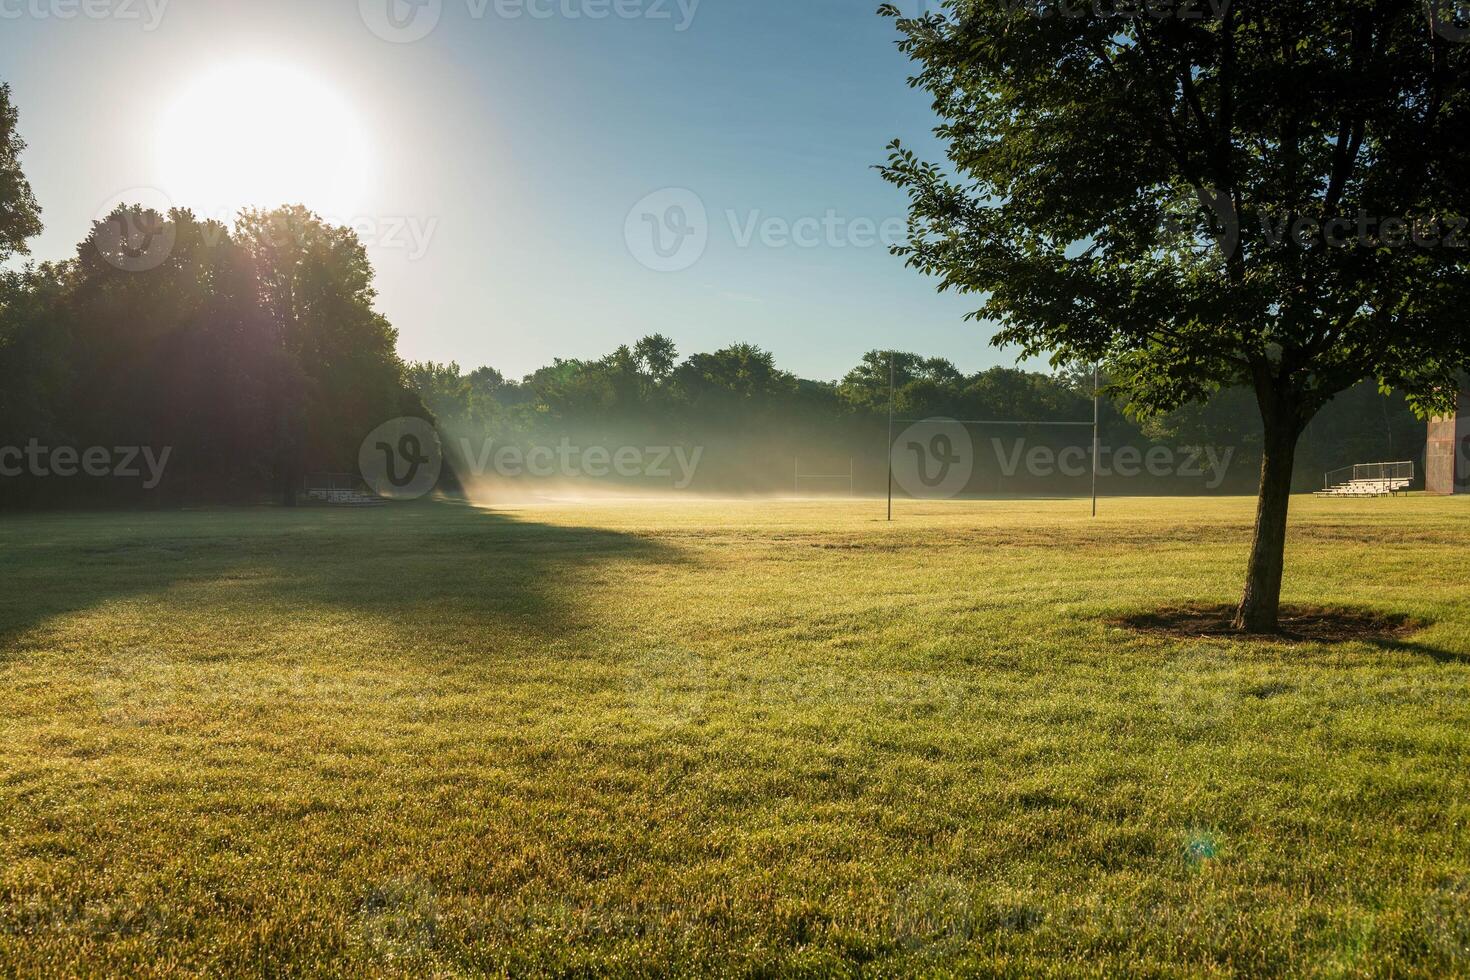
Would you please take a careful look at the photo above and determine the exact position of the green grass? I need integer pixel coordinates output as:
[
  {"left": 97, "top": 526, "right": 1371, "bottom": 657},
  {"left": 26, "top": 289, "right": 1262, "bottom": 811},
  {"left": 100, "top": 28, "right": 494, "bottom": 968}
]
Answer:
[{"left": 2, "top": 495, "right": 1469, "bottom": 977}]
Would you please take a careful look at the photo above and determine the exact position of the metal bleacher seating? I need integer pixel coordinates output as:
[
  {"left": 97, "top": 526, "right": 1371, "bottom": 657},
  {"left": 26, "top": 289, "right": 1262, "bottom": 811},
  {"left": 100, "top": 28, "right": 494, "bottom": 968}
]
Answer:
[
  {"left": 302, "top": 474, "right": 387, "bottom": 507},
  {"left": 1314, "top": 462, "right": 1415, "bottom": 498}
]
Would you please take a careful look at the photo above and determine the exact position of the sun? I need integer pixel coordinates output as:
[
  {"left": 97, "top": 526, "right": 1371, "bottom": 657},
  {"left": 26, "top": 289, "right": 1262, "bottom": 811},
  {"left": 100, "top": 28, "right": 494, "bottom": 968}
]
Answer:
[{"left": 156, "top": 61, "right": 372, "bottom": 223}]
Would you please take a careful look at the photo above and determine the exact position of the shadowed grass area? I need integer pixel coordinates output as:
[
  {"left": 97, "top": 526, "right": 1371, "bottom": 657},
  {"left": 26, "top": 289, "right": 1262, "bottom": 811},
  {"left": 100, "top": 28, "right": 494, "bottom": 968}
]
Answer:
[{"left": 1, "top": 495, "right": 1468, "bottom": 976}]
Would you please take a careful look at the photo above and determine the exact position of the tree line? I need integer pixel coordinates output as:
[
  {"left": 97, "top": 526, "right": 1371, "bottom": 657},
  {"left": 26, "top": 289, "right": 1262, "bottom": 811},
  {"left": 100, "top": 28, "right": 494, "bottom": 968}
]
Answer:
[
  {"left": 412, "top": 341, "right": 1426, "bottom": 497},
  {"left": 0, "top": 80, "right": 1434, "bottom": 506}
]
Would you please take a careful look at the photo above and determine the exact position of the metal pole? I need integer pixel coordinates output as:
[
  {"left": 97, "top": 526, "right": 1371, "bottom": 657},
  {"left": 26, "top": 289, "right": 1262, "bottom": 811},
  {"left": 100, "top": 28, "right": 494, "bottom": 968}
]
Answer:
[
  {"left": 887, "top": 352, "right": 895, "bottom": 522},
  {"left": 1091, "top": 364, "right": 1100, "bottom": 518}
]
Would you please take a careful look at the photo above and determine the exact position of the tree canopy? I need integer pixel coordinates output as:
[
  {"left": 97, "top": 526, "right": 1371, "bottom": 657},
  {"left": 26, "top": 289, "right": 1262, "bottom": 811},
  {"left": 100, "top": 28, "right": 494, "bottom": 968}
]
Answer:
[{"left": 0, "top": 83, "right": 41, "bottom": 263}]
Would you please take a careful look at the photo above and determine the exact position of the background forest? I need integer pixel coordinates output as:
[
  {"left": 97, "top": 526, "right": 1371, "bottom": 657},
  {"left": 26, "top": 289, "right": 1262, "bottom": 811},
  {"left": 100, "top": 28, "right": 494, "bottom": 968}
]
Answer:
[{"left": 0, "top": 207, "right": 1426, "bottom": 506}]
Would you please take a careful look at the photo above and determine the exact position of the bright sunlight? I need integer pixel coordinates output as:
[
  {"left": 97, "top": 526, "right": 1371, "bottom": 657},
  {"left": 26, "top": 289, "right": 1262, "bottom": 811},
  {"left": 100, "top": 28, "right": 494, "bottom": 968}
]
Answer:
[{"left": 155, "top": 61, "right": 371, "bottom": 222}]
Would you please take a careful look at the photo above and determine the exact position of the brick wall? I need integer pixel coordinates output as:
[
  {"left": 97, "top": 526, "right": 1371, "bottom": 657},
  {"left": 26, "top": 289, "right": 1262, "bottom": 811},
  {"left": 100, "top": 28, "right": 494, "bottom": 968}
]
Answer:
[{"left": 1426, "top": 390, "right": 1470, "bottom": 495}]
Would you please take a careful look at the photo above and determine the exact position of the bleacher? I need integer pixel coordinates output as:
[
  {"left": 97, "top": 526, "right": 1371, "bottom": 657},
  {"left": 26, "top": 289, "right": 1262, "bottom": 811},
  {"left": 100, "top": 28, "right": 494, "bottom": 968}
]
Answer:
[
  {"left": 304, "top": 487, "right": 386, "bottom": 507},
  {"left": 1314, "top": 461, "right": 1415, "bottom": 498},
  {"left": 302, "top": 473, "right": 387, "bottom": 507}
]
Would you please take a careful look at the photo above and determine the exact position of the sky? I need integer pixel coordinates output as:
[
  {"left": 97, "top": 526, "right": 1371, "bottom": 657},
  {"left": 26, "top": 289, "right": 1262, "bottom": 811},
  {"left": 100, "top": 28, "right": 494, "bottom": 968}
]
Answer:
[{"left": 0, "top": 0, "right": 1018, "bottom": 383}]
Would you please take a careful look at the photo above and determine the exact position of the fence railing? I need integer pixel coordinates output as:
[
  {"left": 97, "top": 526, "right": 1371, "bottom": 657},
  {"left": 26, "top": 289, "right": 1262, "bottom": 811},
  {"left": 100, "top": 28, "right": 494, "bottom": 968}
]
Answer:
[
  {"left": 1323, "top": 461, "right": 1415, "bottom": 488},
  {"left": 303, "top": 472, "right": 365, "bottom": 492}
]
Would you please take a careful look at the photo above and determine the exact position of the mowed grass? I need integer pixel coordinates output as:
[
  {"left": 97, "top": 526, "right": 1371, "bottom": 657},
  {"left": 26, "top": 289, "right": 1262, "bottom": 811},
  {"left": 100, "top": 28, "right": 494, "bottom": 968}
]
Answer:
[{"left": 2, "top": 495, "right": 1469, "bottom": 977}]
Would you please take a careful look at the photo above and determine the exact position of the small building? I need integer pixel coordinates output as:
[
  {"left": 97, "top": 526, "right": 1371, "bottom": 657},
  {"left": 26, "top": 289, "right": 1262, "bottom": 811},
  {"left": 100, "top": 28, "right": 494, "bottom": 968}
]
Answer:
[{"left": 1426, "top": 388, "right": 1470, "bottom": 495}]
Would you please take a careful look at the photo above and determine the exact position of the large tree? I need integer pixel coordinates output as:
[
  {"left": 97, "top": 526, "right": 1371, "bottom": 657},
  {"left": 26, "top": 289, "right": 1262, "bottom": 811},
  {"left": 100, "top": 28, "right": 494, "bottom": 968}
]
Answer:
[
  {"left": 0, "top": 83, "right": 49, "bottom": 450},
  {"left": 0, "top": 83, "right": 41, "bottom": 262},
  {"left": 68, "top": 207, "right": 278, "bottom": 499},
  {"left": 879, "top": 0, "right": 1470, "bottom": 631},
  {"left": 235, "top": 206, "right": 418, "bottom": 504},
  {"left": 634, "top": 333, "right": 679, "bottom": 382}
]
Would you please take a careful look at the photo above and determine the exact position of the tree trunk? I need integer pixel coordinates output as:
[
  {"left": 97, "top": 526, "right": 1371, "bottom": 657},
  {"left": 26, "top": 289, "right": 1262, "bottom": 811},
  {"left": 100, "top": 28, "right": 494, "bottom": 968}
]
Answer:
[
  {"left": 1235, "top": 422, "right": 1301, "bottom": 633},
  {"left": 276, "top": 388, "right": 301, "bottom": 508},
  {"left": 280, "top": 466, "right": 298, "bottom": 508},
  {"left": 277, "top": 425, "right": 300, "bottom": 508}
]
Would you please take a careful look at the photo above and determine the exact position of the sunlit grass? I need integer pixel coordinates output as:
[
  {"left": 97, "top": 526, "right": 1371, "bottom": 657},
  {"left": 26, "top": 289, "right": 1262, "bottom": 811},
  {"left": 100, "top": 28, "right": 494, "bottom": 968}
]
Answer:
[{"left": 2, "top": 496, "right": 1468, "bottom": 976}]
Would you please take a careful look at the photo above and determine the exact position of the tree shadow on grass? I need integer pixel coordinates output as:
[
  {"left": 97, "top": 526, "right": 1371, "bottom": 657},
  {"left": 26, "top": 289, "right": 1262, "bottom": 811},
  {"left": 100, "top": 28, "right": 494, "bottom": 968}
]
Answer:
[
  {"left": 0, "top": 499, "right": 679, "bottom": 657},
  {"left": 1366, "top": 637, "right": 1470, "bottom": 667}
]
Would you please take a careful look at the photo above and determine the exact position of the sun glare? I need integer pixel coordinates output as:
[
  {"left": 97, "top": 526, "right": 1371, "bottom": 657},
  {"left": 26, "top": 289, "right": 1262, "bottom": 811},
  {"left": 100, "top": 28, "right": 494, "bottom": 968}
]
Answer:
[{"left": 156, "top": 61, "right": 372, "bottom": 223}]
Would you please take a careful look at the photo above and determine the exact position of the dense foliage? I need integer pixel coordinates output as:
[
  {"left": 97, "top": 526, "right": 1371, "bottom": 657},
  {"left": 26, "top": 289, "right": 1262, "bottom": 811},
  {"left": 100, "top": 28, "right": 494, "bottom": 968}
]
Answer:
[
  {"left": 0, "top": 206, "right": 426, "bottom": 507},
  {"left": 0, "top": 84, "right": 41, "bottom": 263},
  {"left": 877, "top": 0, "right": 1470, "bottom": 629}
]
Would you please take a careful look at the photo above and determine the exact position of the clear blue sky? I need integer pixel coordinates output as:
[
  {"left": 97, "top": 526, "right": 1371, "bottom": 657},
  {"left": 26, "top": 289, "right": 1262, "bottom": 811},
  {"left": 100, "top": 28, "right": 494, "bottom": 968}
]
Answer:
[{"left": 0, "top": 0, "right": 1017, "bottom": 382}]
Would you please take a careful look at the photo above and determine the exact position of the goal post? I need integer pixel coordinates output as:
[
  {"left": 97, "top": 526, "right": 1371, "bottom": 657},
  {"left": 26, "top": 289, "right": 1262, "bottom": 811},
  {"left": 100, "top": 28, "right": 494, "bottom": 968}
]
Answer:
[{"left": 794, "top": 458, "right": 856, "bottom": 497}]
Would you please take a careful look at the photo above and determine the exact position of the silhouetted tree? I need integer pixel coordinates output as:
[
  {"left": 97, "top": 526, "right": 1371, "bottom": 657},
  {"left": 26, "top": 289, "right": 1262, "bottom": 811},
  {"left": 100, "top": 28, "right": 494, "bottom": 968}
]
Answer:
[
  {"left": 0, "top": 265, "right": 71, "bottom": 454},
  {"left": 66, "top": 207, "right": 278, "bottom": 501},
  {"left": 1, "top": 196, "right": 423, "bottom": 507},
  {"left": 236, "top": 207, "right": 413, "bottom": 504}
]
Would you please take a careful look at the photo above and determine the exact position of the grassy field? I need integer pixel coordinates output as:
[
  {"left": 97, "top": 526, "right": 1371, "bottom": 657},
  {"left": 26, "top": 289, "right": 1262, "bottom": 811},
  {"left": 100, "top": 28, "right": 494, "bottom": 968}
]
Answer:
[{"left": 2, "top": 495, "right": 1469, "bottom": 977}]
